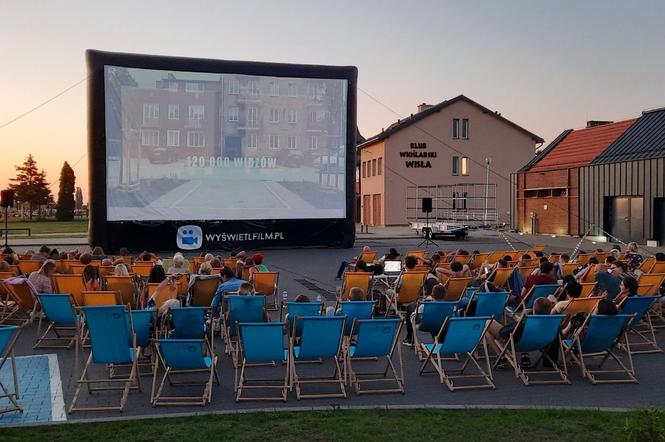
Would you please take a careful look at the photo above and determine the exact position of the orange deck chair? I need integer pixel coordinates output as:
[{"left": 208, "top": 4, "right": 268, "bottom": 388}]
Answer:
[
  {"left": 53, "top": 274, "right": 87, "bottom": 306},
  {"left": 18, "top": 260, "right": 42, "bottom": 275},
  {"left": 105, "top": 275, "right": 138, "bottom": 308},
  {"left": 442, "top": 277, "right": 472, "bottom": 301},
  {"left": 386, "top": 271, "right": 427, "bottom": 318},
  {"left": 360, "top": 250, "right": 377, "bottom": 263},
  {"left": 82, "top": 290, "right": 122, "bottom": 306},
  {"left": 637, "top": 274, "right": 665, "bottom": 296},
  {"left": 189, "top": 277, "right": 221, "bottom": 306},
  {"left": 253, "top": 271, "right": 279, "bottom": 310},
  {"left": 338, "top": 272, "right": 372, "bottom": 301}
]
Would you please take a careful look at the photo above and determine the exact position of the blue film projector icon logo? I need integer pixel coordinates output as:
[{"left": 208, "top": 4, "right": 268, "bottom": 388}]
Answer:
[{"left": 176, "top": 225, "right": 203, "bottom": 250}]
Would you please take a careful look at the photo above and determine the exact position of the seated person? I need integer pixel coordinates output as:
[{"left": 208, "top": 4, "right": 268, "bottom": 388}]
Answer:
[
  {"left": 326, "top": 286, "right": 365, "bottom": 315},
  {"left": 555, "top": 253, "right": 570, "bottom": 279},
  {"left": 101, "top": 258, "right": 113, "bottom": 267},
  {"left": 550, "top": 280, "right": 582, "bottom": 314},
  {"left": 624, "top": 242, "right": 644, "bottom": 272},
  {"left": 614, "top": 276, "right": 639, "bottom": 304},
  {"left": 594, "top": 261, "right": 624, "bottom": 300},
  {"left": 574, "top": 257, "right": 599, "bottom": 282},
  {"left": 224, "top": 282, "right": 270, "bottom": 323},
  {"left": 149, "top": 264, "right": 167, "bottom": 284},
  {"left": 335, "top": 246, "right": 372, "bottom": 280},
  {"left": 563, "top": 298, "right": 618, "bottom": 337},
  {"left": 376, "top": 248, "right": 400, "bottom": 265},
  {"left": 384, "top": 255, "right": 419, "bottom": 306},
  {"left": 27, "top": 260, "right": 56, "bottom": 293},
  {"left": 402, "top": 283, "right": 447, "bottom": 346},
  {"left": 511, "top": 261, "right": 557, "bottom": 307},
  {"left": 210, "top": 267, "right": 246, "bottom": 315},
  {"left": 167, "top": 253, "right": 189, "bottom": 275},
  {"left": 252, "top": 253, "right": 268, "bottom": 272},
  {"left": 114, "top": 263, "right": 130, "bottom": 277},
  {"left": 91, "top": 246, "right": 107, "bottom": 260},
  {"left": 516, "top": 254, "right": 532, "bottom": 268},
  {"left": 82, "top": 264, "right": 101, "bottom": 291},
  {"left": 79, "top": 252, "right": 93, "bottom": 265},
  {"left": 435, "top": 260, "right": 471, "bottom": 284}
]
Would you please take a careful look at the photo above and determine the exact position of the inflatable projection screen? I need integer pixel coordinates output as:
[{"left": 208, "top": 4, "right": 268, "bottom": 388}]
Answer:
[{"left": 87, "top": 50, "right": 357, "bottom": 252}]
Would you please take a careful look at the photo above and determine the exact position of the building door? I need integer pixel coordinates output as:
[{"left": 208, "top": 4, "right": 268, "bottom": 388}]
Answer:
[
  {"left": 363, "top": 195, "right": 371, "bottom": 225},
  {"left": 654, "top": 198, "right": 665, "bottom": 244},
  {"left": 224, "top": 136, "right": 242, "bottom": 158},
  {"left": 372, "top": 194, "right": 382, "bottom": 226},
  {"left": 605, "top": 196, "right": 644, "bottom": 243}
]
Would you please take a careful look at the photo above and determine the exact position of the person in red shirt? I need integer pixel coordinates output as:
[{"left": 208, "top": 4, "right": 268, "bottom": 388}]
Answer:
[{"left": 514, "top": 261, "right": 557, "bottom": 305}]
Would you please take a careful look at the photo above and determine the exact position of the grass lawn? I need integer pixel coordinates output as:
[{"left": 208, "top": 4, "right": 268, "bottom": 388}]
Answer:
[
  {"left": 2, "top": 219, "right": 87, "bottom": 235},
  {"left": 1, "top": 408, "right": 643, "bottom": 441}
]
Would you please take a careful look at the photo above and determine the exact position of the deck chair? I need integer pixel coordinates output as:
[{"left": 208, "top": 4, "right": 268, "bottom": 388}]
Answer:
[
  {"left": 647, "top": 262, "right": 665, "bottom": 274},
  {"left": 412, "top": 301, "right": 457, "bottom": 360},
  {"left": 148, "top": 282, "right": 179, "bottom": 311},
  {"left": 563, "top": 314, "right": 636, "bottom": 384},
  {"left": 560, "top": 296, "right": 603, "bottom": 324},
  {"left": 105, "top": 276, "right": 138, "bottom": 308},
  {"left": 222, "top": 258, "right": 237, "bottom": 269},
  {"left": 485, "top": 251, "right": 504, "bottom": 264},
  {"left": 360, "top": 250, "right": 377, "bottom": 263},
  {"left": 472, "top": 252, "right": 490, "bottom": 268},
  {"left": 345, "top": 318, "right": 404, "bottom": 395},
  {"left": 286, "top": 301, "right": 323, "bottom": 337},
  {"left": 100, "top": 266, "right": 115, "bottom": 277},
  {"left": 53, "top": 274, "right": 86, "bottom": 305},
  {"left": 132, "top": 262, "right": 154, "bottom": 278},
  {"left": 34, "top": 294, "right": 80, "bottom": 350},
  {"left": 467, "top": 291, "right": 510, "bottom": 323},
  {"left": 575, "top": 253, "right": 594, "bottom": 266},
  {"left": 2, "top": 279, "right": 38, "bottom": 325},
  {"left": 581, "top": 266, "right": 597, "bottom": 283},
  {"left": 419, "top": 316, "right": 494, "bottom": 391},
  {"left": 189, "top": 277, "right": 220, "bottom": 306},
  {"left": 507, "top": 283, "right": 559, "bottom": 317},
  {"left": 290, "top": 316, "right": 346, "bottom": 400},
  {"left": 338, "top": 272, "right": 371, "bottom": 301},
  {"left": 494, "top": 314, "right": 569, "bottom": 385},
  {"left": 253, "top": 271, "right": 279, "bottom": 310},
  {"left": 638, "top": 257, "right": 656, "bottom": 273},
  {"left": 517, "top": 266, "right": 537, "bottom": 281},
  {"left": 442, "top": 277, "right": 472, "bottom": 301},
  {"left": 579, "top": 283, "right": 597, "bottom": 298},
  {"left": 620, "top": 296, "right": 661, "bottom": 354},
  {"left": 69, "top": 263, "right": 89, "bottom": 275},
  {"left": 562, "top": 263, "right": 578, "bottom": 277},
  {"left": 385, "top": 271, "right": 427, "bottom": 318},
  {"left": 489, "top": 267, "right": 513, "bottom": 289},
  {"left": 82, "top": 290, "right": 121, "bottom": 306},
  {"left": 224, "top": 296, "right": 266, "bottom": 365},
  {"left": 69, "top": 305, "right": 141, "bottom": 413},
  {"left": 0, "top": 325, "right": 23, "bottom": 414},
  {"left": 235, "top": 322, "right": 289, "bottom": 402},
  {"left": 0, "top": 272, "right": 15, "bottom": 279},
  {"left": 335, "top": 301, "right": 375, "bottom": 337},
  {"left": 637, "top": 273, "right": 665, "bottom": 296},
  {"left": 405, "top": 250, "right": 427, "bottom": 260},
  {"left": 169, "top": 307, "right": 208, "bottom": 340},
  {"left": 18, "top": 260, "right": 42, "bottom": 275},
  {"left": 151, "top": 338, "right": 219, "bottom": 406}
]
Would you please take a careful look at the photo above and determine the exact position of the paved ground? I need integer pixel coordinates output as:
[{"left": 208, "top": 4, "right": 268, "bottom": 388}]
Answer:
[{"left": 2, "top": 231, "right": 665, "bottom": 426}]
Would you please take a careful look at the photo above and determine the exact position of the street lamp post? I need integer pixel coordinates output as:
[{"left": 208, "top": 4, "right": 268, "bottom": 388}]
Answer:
[{"left": 484, "top": 157, "right": 492, "bottom": 225}]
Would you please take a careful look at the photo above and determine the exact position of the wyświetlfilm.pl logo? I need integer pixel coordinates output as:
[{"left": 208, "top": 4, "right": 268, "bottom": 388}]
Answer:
[{"left": 176, "top": 225, "right": 202, "bottom": 250}]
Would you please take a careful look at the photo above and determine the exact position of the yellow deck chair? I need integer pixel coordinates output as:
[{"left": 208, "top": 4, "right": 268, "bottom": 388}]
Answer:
[
  {"left": 453, "top": 255, "right": 471, "bottom": 265},
  {"left": 575, "top": 253, "right": 594, "bottom": 266},
  {"left": 2, "top": 280, "right": 39, "bottom": 324},
  {"left": 562, "top": 263, "right": 578, "bottom": 277},
  {"left": 405, "top": 250, "right": 427, "bottom": 260},
  {"left": 489, "top": 267, "right": 513, "bottom": 289},
  {"left": 507, "top": 251, "right": 522, "bottom": 262},
  {"left": 132, "top": 262, "right": 154, "bottom": 278},
  {"left": 189, "top": 257, "right": 205, "bottom": 274},
  {"left": 386, "top": 271, "right": 427, "bottom": 318},
  {"left": 637, "top": 257, "right": 655, "bottom": 273},
  {"left": 253, "top": 272, "right": 279, "bottom": 310},
  {"left": 0, "top": 272, "right": 16, "bottom": 280},
  {"left": 149, "top": 283, "right": 178, "bottom": 311},
  {"left": 414, "top": 264, "right": 430, "bottom": 272},
  {"left": 579, "top": 283, "right": 597, "bottom": 298},
  {"left": 533, "top": 245, "right": 546, "bottom": 252},
  {"left": 581, "top": 266, "right": 597, "bottom": 283},
  {"left": 548, "top": 254, "right": 560, "bottom": 264},
  {"left": 222, "top": 258, "right": 237, "bottom": 269},
  {"left": 338, "top": 272, "right": 372, "bottom": 301},
  {"left": 82, "top": 290, "right": 122, "bottom": 306},
  {"left": 69, "top": 263, "right": 89, "bottom": 275},
  {"left": 360, "top": 251, "right": 377, "bottom": 263},
  {"left": 471, "top": 252, "right": 490, "bottom": 269},
  {"left": 637, "top": 274, "right": 665, "bottom": 296},
  {"left": 648, "top": 262, "right": 665, "bottom": 274},
  {"left": 105, "top": 276, "right": 138, "bottom": 308},
  {"left": 53, "top": 274, "right": 87, "bottom": 306},
  {"left": 190, "top": 278, "right": 221, "bottom": 306},
  {"left": 100, "top": 266, "right": 115, "bottom": 277},
  {"left": 442, "top": 277, "right": 472, "bottom": 301},
  {"left": 18, "top": 260, "right": 42, "bottom": 275},
  {"left": 517, "top": 266, "right": 537, "bottom": 281},
  {"left": 560, "top": 296, "right": 603, "bottom": 325},
  {"left": 486, "top": 251, "right": 504, "bottom": 265},
  {"left": 636, "top": 284, "right": 654, "bottom": 296},
  {"left": 7, "top": 265, "right": 20, "bottom": 276},
  {"left": 594, "top": 252, "right": 608, "bottom": 263}
]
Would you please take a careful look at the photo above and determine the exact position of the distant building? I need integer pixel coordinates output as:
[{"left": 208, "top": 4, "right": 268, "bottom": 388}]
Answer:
[{"left": 357, "top": 95, "right": 543, "bottom": 226}]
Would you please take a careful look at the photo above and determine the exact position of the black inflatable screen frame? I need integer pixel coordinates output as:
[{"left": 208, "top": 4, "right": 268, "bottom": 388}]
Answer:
[{"left": 87, "top": 49, "right": 357, "bottom": 252}]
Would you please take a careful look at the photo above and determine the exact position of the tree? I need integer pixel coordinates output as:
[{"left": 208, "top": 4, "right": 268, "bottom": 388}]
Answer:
[
  {"left": 75, "top": 187, "right": 83, "bottom": 211},
  {"left": 9, "top": 154, "right": 52, "bottom": 220},
  {"left": 56, "top": 162, "right": 75, "bottom": 221}
]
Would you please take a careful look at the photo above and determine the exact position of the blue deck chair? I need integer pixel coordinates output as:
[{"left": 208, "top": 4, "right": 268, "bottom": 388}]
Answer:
[
  {"left": 620, "top": 296, "right": 661, "bottom": 354},
  {"left": 493, "top": 314, "right": 569, "bottom": 385},
  {"left": 412, "top": 301, "right": 456, "bottom": 360},
  {"left": 170, "top": 306, "right": 207, "bottom": 339},
  {"left": 466, "top": 291, "right": 510, "bottom": 321},
  {"left": 236, "top": 322, "right": 289, "bottom": 402},
  {"left": 286, "top": 301, "right": 323, "bottom": 337},
  {"left": 152, "top": 338, "right": 219, "bottom": 406},
  {"left": 563, "top": 314, "right": 637, "bottom": 384},
  {"left": 507, "top": 284, "right": 560, "bottom": 317},
  {"left": 0, "top": 325, "right": 22, "bottom": 414},
  {"left": 224, "top": 295, "right": 266, "bottom": 364},
  {"left": 419, "top": 316, "right": 494, "bottom": 391},
  {"left": 290, "top": 316, "right": 346, "bottom": 400},
  {"left": 69, "top": 305, "right": 141, "bottom": 413},
  {"left": 35, "top": 294, "right": 80, "bottom": 350},
  {"left": 346, "top": 318, "right": 404, "bottom": 395},
  {"left": 110, "top": 310, "right": 155, "bottom": 378},
  {"left": 337, "top": 301, "right": 375, "bottom": 336}
]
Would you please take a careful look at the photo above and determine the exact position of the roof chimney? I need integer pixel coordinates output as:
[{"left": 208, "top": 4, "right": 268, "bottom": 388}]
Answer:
[
  {"left": 586, "top": 120, "right": 613, "bottom": 128},
  {"left": 417, "top": 103, "right": 433, "bottom": 113}
]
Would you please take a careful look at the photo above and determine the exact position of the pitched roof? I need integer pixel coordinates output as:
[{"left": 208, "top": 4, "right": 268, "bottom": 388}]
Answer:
[
  {"left": 518, "top": 129, "right": 573, "bottom": 172},
  {"left": 591, "top": 108, "right": 665, "bottom": 164},
  {"left": 526, "top": 119, "right": 636, "bottom": 172},
  {"left": 357, "top": 95, "right": 544, "bottom": 149}
]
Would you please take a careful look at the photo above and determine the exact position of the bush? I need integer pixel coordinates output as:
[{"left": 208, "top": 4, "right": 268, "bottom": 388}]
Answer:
[{"left": 623, "top": 408, "right": 665, "bottom": 442}]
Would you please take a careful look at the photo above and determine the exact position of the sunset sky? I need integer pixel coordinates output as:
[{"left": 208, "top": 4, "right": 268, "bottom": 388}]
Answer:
[{"left": 1, "top": 0, "right": 664, "bottom": 202}]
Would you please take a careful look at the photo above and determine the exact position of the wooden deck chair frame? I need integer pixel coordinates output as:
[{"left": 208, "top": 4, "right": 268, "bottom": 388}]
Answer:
[
  {"left": 338, "top": 272, "right": 372, "bottom": 301},
  {"left": 442, "top": 277, "right": 472, "bottom": 301},
  {"left": 289, "top": 316, "right": 347, "bottom": 400},
  {"left": 418, "top": 316, "right": 495, "bottom": 391},
  {"left": 563, "top": 314, "right": 637, "bottom": 384},
  {"left": 253, "top": 271, "right": 279, "bottom": 310},
  {"left": 53, "top": 273, "right": 86, "bottom": 305},
  {"left": 618, "top": 296, "right": 662, "bottom": 355},
  {"left": 344, "top": 319, "right": 404, "bottom": 395},
  {"left": 492, "top": 315, "right": 570, "bottom": 386},
  {"left": 34, "top": 294, "right": 81, "bottom": 350},
  {"left": 69, "top": 306, "right": 142, "bottom": 413},
  {"left": 2, "top": 281, "right": 38, "bottom": 325},
  {"left": 0, "top": 325, "right": 23, "bottom": 414},
  {"left": 151, "top": 339, "right": 220, "bottom": 407},
  {"left": 385, "top": 271, "right": 427, "bottom": 318},
  {"left": 575, "top": 253, "right": 594, "bottom": 266},
  {"left": 189, "top": 277, "right": 220, "bottom": 306}
]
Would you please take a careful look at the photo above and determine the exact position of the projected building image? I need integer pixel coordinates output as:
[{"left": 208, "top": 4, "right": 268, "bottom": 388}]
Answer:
[{"left": 105, "top": 66, "right": 347, "bottom": 221}]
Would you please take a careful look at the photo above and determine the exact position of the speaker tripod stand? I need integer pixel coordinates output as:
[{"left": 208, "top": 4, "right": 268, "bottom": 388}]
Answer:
[{"left": 417, "top": 210, "right": 438, "bottom": 248}]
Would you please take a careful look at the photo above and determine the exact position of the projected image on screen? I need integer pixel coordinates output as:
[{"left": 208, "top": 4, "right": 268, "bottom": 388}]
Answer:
[{"left": 104, "top": 66, "right": 347, "bottom": 221}]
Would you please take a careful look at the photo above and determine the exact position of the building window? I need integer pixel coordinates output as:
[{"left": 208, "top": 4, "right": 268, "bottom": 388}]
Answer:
[
  {"left": 187, "top": 131, "right": 205, "bottom": 147},
  {"left": 269, "top": 135, "right": 280, "bottom": 150},
  {"left": 185, "top": 82, "right": 204, "bottom": 93},
  {"left": 167, "top": 81, "right": 178, "bottom": 92},
  {"left": 452, "top": 118, "right": 460, "bottom": 139},
  {"left": 287, "top": 83, "right": 297, "bottom": 97},
  {"left": 288, "top": 135, "right": 297, "bottom": 150},
  {"left": 461, "top": 157, "right": 469, "bottom": 175},
  {"left": 270, "top": 81, "right": 280, "bottom": 97},
  {"left": 452, "top": 156, "right": 459, "bottom": 176},
  {"left": 378, "top": 157, "right": 383, "bottom": 175},
  {"left": 142, "top": 104, "right": 159, "bottom": 123},
  {"left": 287, "top": 109, "right": 297, "bottom": 124},
  {"left": 462, "top": 118, "right": 469, "bottom": 139},
  {"left": 372, "top": 159, "right": 377, "bottom": 176},
  {"left": 228, "top": 107, "right": 239, "bottom": 122},
  {"left": 188, "top": 105, "right": 204, "bottom": 121},
  {"left": 309, "top": 136, "right": 318, "bottom": 150},
  {"left": 269, "top": 108, "right": 280, "bottom": 123},
  {"left": 247, "top": 107, "right": 258, "bottom": 127},
  {"left": 247, "top": 133, "right": 257, "bottom": 149},
  {"left": 362, "top": 161, "right": 366, "bottom": 178},
  {"left": 248, "top": 79, "right": 260, "bottom": 96},
  {"left": 228, "top": 78, "right": 239, "bottom": 94},
  {"left": 166, "top": 130, "right": 180, "bottom": 147},
  {"left": 167, "top": 104, "right": 179, "bottom": 120},
  {"left": 141, "top": 129, "right": 159, "bottom": 146}
]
